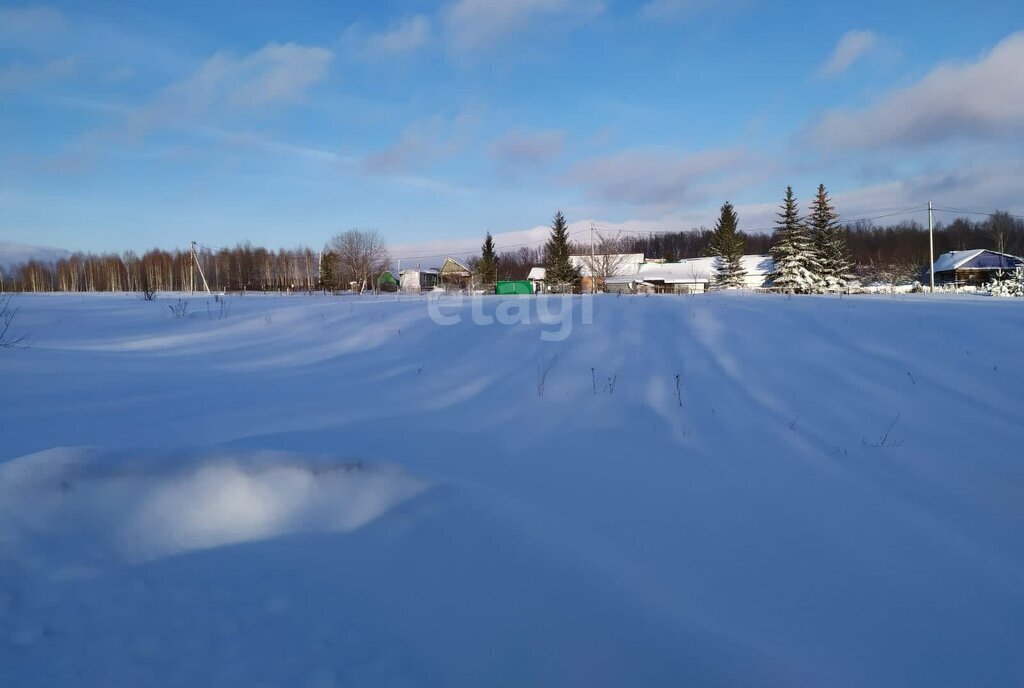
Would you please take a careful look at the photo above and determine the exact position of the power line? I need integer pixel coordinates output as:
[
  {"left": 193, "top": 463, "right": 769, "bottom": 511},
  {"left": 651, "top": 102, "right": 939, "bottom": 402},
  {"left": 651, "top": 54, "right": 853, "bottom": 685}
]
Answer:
[
  {"left": 588, "top": 204, "right": 930, "bottom": 239},
  {"left": 931, "top": 205, "right": 1024, "bottom": 220},
  {"left": 391, "top": 228, "right": 588, "bottom": 263}
]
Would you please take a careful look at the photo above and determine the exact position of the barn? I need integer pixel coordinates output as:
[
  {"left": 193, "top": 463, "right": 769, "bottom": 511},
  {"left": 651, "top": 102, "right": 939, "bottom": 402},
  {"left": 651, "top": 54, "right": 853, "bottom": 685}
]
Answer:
[{"left": 932, "top": 249, "right": 1024, "bottom": 287}]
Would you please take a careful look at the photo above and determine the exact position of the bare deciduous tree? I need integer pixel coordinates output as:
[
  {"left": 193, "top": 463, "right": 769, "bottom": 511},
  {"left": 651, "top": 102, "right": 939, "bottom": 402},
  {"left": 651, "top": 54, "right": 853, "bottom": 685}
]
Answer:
[
  {"left": 576, "top": 231, "right": 634, "bottom": 292},
  {"left": 987, "top": 211, "right": 1016, "bottom": 255},
  {"left": 0, "top": 294, "right": 30, "bottom": 348},
  {"left": 327, "top": 230, "right": 391, "bottom": 293}
]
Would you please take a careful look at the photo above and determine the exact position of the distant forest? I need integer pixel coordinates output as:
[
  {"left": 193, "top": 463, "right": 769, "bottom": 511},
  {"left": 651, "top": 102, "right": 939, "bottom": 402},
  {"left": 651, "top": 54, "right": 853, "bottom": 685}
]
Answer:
[{"left": 2, "top": 212, "right": 1022, "bottom": 292}]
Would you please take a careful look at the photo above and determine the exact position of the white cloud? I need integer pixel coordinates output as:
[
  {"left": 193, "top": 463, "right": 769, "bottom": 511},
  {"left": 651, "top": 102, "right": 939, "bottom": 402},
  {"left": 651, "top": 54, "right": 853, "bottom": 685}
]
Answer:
[
  {"left": 567, "top": 147, "right": 751, "bottom": 207},
  {"left": 0, "top": 56, "right": 77, "bottom": 90},
  {"left": 809, "top": 31, "right": 1024, "bottom": 149},
  {"left": 0, "top": 240, "right": 70, "bottom": 269},
  {"left": 132, "top": 42, "right": 332, "bottom": 132},
  {"left": 488, "top": 129, "right": 565, "bottom": 166},
  {"left": 348, "top": 15, "right": 432, "bottom": 60},
  {"left": 818, "top": 30, "right": 879, "bottom": 77},
  {"left": 442, "top": 0, "right": 602, "bottom": 53}
]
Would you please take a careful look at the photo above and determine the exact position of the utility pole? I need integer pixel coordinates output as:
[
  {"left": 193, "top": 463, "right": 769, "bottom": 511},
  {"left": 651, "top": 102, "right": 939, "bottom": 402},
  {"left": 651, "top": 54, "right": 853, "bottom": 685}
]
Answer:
[
  {"left": 193, "top": 244, "right": 211, "bottom": 295},
  {"left": 590, "top": 221, "right": 596, "bottom": 294},
  {"left": 928, "top": 201, "right": 935, "bottom": 293}
]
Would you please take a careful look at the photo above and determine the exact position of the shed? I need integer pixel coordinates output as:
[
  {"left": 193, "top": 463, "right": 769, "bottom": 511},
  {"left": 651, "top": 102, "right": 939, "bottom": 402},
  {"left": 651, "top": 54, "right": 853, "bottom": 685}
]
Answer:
[
  {"left": 399, "top": 267, "right": 439, "bottom": 292},
  {"left": 527, "top": 266, "right": 546, "bottom": 293},
  {"left": 932, "top": 249, "right": 1024, "bottom": 287}
]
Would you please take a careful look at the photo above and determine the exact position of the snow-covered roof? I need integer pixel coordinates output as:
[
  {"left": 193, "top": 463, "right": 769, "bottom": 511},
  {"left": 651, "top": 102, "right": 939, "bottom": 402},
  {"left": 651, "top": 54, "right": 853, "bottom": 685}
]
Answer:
[
  {"left": 399, "top": 267, "right": 439, "bottom": 275},
  {"left": 625, "top": 255, "right": 773, "bottom": 283},
  {"left": 933, "top": 249, "right": 1023, "bottom": 272},
  {"left": 527, "top": 267, "right": 546, "bottom": 280},
  {"left": 569, "top": 254, "right": 646, "bottom": 277}
]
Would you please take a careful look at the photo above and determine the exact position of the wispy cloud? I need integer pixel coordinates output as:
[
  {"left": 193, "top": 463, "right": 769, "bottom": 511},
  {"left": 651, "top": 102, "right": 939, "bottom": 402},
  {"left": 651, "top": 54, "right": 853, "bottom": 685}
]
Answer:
[
  {"left": 808, "top": 31, "right": 1024, "bottom": 149},
  {"left": 566, "top": 147, "right": 751, "bottom": 207},
  {"left": 441, "top": 0, "right": 602, "bottom": 54},
  {"left": 131, "top": 42, "right": 333, "bottom": 133},
  {"left": 102, "top": 66, "right": 137, "bottom": 83},
  {"left": 361, "top": 112, "right": 480, "bottom": 174},
  {"left": 818, "top": 30, "right": 880, "bottom": 77},
  {"left": 343, "top": 15, "right": 432, "bottom": 60},
  {"left": 0, "top": 55, "right": 77, "bottom": 90},
  {"left": 488, "top": 129, "right": 565, "bottom": 166}
]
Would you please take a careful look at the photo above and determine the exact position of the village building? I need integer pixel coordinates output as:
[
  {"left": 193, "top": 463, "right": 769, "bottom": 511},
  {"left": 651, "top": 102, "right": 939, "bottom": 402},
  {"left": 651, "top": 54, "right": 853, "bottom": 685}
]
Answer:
[
  {"left": 605, "top": 255, "right": 775, "bottom": 294},
  {"left": 438, "top": 256, "right": 473, "bottom": 290},
  {"left": 527, "top": 266, "right": 546, "bottom": 293},
  {"left": 569, "top": 253, "right": 646, "bottom": 292},
  {"left": 399, "top": 267, "right": 440, "bottom": 292},
  {"left": 931, "top": 249, "right": 1024, "bottom": 287}
]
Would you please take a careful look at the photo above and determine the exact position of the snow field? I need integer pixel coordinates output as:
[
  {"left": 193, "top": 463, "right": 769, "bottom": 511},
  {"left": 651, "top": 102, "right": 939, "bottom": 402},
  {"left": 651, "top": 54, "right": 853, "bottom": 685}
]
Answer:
[{"left": 1, "top": 291, "right": 1023, "bottom": 686}]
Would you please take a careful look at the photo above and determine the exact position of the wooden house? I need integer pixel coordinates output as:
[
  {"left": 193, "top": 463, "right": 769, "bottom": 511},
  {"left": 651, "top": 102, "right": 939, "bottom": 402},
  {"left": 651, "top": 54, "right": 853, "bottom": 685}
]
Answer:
[
  {"left": 438, "top": 256, "right": 473, "bottom": 290},
  {"left": 932, "top": 250, "right": 1024, "bottom": 287}
]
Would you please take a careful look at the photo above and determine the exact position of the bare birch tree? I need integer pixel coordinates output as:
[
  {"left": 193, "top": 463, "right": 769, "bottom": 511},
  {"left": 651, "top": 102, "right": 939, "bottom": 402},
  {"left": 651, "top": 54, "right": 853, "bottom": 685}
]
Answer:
[{"left": 328, "top": 229, "right": 391, "bottom": 293}]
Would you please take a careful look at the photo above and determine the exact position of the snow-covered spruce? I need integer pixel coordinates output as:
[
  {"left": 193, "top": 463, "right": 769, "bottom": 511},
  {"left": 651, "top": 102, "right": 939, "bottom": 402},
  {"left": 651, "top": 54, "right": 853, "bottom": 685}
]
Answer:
[
  {"left": 708, "top": 202, "right": 747, "bottom": 289},
  {"left": 809, "top": 184, "right": 854, "bottom": 292},
  {"left": 769, "top": 186, "right": 822, "bottom": 293},
  {"left": 986, "top": 267, "right": 1024, "bottom": 296}
]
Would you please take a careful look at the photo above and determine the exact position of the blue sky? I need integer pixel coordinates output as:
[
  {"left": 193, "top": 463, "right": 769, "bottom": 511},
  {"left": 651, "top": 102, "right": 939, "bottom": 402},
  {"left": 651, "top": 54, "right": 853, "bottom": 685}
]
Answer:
[{"left": 1, "top": 0, "right": 1023, "bottom": 259}]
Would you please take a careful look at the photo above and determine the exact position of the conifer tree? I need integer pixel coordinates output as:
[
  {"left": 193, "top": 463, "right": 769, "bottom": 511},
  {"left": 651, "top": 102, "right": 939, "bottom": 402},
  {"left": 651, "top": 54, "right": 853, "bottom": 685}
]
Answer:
[
  {"left": 319, "top": 250, "right": 337, "bottom": 292},
  {"left": 477, "top": 232, "right": 498, "bottom": 290},
  {"left": 544, "top": 210, "right": 581, "bottom": 289},
  {"left": 769, "top": 186, "right": 820, "bottom": 293},
  {"left": 809, "top": 184, "right": 854, "bottom": 291},
  {"left": 707, "top": 201, "right": 747, "bottom": 289}
]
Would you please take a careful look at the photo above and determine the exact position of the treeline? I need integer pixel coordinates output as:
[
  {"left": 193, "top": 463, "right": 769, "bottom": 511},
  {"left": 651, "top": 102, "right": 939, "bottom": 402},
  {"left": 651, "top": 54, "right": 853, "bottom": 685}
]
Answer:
[
  {"left": 2, "top": 213, "right": 1021, "bottom": 292},
  {"left": 2, "top": 245, "right": 320, "bottom": 293}
]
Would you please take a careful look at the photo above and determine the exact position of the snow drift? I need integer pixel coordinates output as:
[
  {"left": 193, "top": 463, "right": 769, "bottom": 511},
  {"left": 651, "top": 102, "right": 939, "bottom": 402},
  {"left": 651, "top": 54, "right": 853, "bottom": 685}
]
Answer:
[{"left": 1, "top": 292, "right": 1023, "bottom": 687}]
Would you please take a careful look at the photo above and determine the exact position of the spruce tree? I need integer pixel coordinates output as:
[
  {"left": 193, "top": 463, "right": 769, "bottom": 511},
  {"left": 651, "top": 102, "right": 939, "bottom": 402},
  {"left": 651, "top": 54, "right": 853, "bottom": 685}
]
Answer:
[
  {"left": 544, "top": 210, "right": 581, "bottom": 290},
  {"left": 809, "top": 184, "right": 853, "bottom": 291},
  {"left": 769, "top": 186, "right": 820, "bottom": 293},
  {"left": 319, "top": 250, "right": 337, "bottom": 292},
  {"left": 707, "top": 201, "right": 747, "bottom": 289},
  {"left": 477, "top": 232, "right": 498, "bottom": 289}
]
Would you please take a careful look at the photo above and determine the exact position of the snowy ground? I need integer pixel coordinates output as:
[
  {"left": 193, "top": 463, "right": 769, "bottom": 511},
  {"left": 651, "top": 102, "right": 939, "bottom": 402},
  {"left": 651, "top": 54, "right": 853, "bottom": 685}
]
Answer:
[{"left": 2, "top": 291, "right": 1023, "bottom": 687}]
